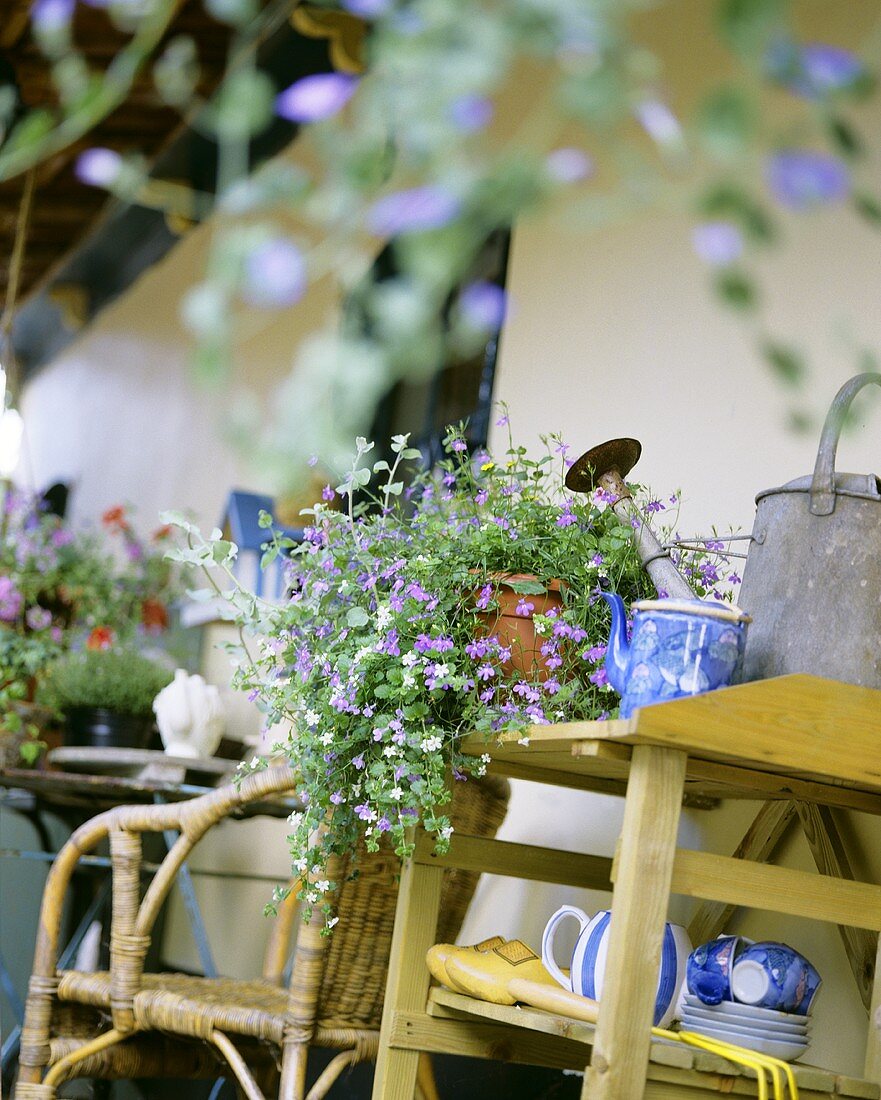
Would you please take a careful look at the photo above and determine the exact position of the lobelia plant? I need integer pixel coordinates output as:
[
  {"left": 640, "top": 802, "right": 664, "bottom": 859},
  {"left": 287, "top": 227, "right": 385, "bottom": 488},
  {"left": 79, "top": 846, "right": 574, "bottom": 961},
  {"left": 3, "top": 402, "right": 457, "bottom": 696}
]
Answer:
[{"left": 167, "top": 422, "right": 734, "bottom": 929}]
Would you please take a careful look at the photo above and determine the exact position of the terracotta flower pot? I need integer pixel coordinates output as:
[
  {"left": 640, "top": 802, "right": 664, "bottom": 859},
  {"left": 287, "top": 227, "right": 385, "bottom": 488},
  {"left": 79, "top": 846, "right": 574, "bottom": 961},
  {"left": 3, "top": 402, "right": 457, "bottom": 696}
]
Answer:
[{"left": 476, "top": 574, "right": 564, "bottom": 681}]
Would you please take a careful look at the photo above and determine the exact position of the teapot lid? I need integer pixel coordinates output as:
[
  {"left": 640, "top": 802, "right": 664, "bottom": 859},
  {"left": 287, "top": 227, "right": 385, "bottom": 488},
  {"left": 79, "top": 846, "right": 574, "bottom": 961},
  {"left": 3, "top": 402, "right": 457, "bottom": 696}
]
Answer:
[{"left": 632, "top": 598, "right": 751, "bottom": 624}]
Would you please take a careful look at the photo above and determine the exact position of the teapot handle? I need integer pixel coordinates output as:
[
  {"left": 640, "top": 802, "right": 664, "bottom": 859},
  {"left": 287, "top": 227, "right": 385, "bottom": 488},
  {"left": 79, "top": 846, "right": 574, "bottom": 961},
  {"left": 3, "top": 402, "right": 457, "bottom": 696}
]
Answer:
[
  {"left": 541, "top": 905, "right": 590, "bottom": 991},
  {"left": 810, "top": 372, "right": 881, "bottom": 516}
]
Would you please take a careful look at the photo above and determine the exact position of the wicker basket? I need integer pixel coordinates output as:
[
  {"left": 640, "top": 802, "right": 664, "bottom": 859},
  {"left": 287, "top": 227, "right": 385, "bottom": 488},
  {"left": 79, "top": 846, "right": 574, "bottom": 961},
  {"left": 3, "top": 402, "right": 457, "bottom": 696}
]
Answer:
[{"left": 317, "top": 773, "right": 510, "bottom": 1029}]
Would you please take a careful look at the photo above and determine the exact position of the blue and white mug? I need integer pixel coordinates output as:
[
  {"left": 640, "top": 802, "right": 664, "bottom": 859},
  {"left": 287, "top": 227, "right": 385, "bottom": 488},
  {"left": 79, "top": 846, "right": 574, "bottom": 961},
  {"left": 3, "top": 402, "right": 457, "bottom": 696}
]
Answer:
[
  {"left": 541, "top": 906, "right": 692, "bottom": 1028},
  {"left": 730, "top": 942, "right": 822, "bottom": 1016}
]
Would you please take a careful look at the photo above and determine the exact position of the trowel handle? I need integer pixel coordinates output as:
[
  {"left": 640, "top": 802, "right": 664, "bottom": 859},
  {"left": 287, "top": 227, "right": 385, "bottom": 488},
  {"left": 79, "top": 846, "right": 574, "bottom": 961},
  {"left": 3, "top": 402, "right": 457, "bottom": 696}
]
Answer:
[{"left": 811, "top": 372, "right": 881, "bottom": 516}]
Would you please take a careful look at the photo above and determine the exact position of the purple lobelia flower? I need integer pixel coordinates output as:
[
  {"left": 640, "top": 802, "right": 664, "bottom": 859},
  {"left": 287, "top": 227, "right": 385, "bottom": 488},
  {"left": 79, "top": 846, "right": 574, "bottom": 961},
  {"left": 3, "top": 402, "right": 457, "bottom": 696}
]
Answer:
[
  {"left": 341, "top": 0, "right": 391, "bottom": 14},
  {"left": 242, "top": 239, "right": 306, "bottom": 308},
  {"left": 765, "top": 150, "right": 850, "bottom": 209},
  {"left": 31, "top": 0, "right": 74, "bottom": 32},
  {"left": 75, "top": 148, "right": 122, "bottom": 188},
  {"left": 367, "top": 186, "right": 461, "bottom": 237},
  {"left": 276, "top": 73, "right": 359, "bottom": 124},
  {"left": 449, "top": 95, "right": 493, "bottom": 132},
  {"left": 767, "top": 39, "right": 863, "bottom": 98},
  {"left": 691, "top": 221, "right": 744, "bottom": 267},
  {"left": 545, "top": 147, "right": 594, "bottom": 183},
  {"left": 459, "top": 282, "right": 507, "bottom": 332},
  {"left": 0, "top": 577, "right": 22, "bottom": 622}
]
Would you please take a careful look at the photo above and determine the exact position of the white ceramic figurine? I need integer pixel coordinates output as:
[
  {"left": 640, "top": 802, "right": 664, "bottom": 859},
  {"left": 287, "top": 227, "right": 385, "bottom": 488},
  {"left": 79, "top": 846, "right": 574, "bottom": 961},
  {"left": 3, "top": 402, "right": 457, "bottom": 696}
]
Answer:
[{"left": 153, "top": 669, "right": 226, "bottom": 759}]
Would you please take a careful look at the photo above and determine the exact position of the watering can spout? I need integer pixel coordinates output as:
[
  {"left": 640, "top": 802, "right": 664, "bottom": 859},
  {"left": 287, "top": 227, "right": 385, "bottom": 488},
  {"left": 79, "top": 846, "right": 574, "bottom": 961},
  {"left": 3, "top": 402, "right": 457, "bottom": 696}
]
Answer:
[{"left": 601, "top": 591, "right": 630, "bottom": 696}]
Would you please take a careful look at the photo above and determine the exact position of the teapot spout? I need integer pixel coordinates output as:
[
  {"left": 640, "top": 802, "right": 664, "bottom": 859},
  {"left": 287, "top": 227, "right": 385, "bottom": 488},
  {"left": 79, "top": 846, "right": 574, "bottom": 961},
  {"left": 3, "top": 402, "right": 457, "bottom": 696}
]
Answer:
[{"left": 601, "top": 591, "right": 630, "bottom": 697}]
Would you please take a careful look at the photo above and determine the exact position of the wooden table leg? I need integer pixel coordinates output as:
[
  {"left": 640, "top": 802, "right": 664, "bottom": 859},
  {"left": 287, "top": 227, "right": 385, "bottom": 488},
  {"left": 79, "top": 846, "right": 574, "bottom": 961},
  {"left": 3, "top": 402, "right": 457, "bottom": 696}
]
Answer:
[
  {"left": 796, "top": 801, "right": 877, "bottom": 1011},
  {"left": 865, "top": 932, "right": 881, "bottom": 1082},
  {"left": 372, "top": 832, "right": 444, "bottom": 1100},
  {"left": 583, "top": 744, "right": 687, "bottom": 1100}
]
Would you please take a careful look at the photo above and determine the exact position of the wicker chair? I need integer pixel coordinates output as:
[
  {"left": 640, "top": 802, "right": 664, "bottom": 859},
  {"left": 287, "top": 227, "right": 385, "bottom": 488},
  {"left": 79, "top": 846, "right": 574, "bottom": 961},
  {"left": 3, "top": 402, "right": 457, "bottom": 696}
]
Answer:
[{"left": 14, "top": 763, "right": 510, "bottom": 1100}]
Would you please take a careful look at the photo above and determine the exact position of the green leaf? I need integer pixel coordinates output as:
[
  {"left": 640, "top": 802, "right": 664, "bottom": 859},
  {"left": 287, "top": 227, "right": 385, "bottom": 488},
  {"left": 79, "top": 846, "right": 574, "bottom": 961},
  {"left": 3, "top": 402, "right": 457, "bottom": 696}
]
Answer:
[
  {"left": 346, "top": 607, "right": 369, "bottom": 628},
  {"left": 714, "top": 270, "right": 758, "bottom": 310},
  {"left": 762, "top": 341, "right": 806, "bottom": 387},
  {"left": 504, "top": 579, "right": 547, "bottom": 595},
  {"left": 827, "top": 116, "right": 862, "bottom": 159},
  {"left": 717, "top": 0, "right": 785, "bottom": 56},
  {"left": 699, "top": 184, "right": 775, "bottom": 243},
  {"left": 854, "top": 193, "right": 881, "bottom": 226},
  {"left": 698, "top": 87, "right": 756, "bottom": 160},
  {"left": 211, "top": 540, "right": 235, "bottom": 563}
]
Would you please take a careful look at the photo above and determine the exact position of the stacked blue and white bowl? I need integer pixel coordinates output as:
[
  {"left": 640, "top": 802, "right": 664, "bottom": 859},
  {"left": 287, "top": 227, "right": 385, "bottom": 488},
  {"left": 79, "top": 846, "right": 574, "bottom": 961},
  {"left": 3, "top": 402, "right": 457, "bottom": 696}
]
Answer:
[{"left": 682, "top": 937, "right": 821, "bottom": 1062}]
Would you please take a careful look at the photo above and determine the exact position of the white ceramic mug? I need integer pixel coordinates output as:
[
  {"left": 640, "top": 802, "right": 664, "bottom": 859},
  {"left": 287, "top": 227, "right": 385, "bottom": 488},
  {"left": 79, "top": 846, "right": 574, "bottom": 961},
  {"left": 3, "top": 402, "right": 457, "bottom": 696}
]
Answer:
[{"left": 541, "top": 905, "right": 692, "bottom": 1029}]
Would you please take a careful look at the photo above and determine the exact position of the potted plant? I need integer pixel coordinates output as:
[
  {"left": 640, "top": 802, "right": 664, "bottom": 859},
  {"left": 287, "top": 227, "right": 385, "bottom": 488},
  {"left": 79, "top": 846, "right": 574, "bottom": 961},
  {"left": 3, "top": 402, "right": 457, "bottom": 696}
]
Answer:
[
  {"left": 0, "top": 491, "right": 184, "bottom": 764},
  {"left": 167, "top": 424, "right": 731, "bottom": 927},
  {"left": 40, "top": 648, "right": 174, "bottom": 750}
]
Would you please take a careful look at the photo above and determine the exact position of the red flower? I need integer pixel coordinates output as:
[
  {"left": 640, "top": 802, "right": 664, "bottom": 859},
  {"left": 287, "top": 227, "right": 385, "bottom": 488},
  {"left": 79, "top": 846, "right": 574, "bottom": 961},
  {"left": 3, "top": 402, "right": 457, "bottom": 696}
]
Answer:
[
  {"left": 87, "top": 626, "right": 114, "bottom": 650},
  {"left": 141, "top": 598, "right": 169, "bottom": 633},
  {"left": 152, "top": 524, "right": 172, "bottom": 542},
  {"left": 102, "top": 506, "right": 129, "bottom": 533}
]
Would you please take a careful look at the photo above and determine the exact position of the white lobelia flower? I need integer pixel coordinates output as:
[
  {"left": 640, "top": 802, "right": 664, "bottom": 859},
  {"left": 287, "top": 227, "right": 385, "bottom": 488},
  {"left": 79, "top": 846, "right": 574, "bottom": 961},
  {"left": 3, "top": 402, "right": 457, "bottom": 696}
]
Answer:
[
  {"left": 287, "top": 810, "right": 303, "bottom": 828},
  {"left": 402, "top": 651, "right": 419, "bottom": 667},
  {"left": 376, "top": 603, "right": 392, "bottom": 628},
  {"left": 327, "top": 915, "right": 339, "bottom": 929},
  {"left": 438, "top": 825, "right": 454, "bottom": 841},
  {"left": 383, "top": 745, "right": 399, "bottom": 757},
  {"left": 421, "top": 735, "right": 442, "bottom": 752},
  {"left": 314, "top": 879, "right": 331, "bottom": 894},
  {"left": 433, "top": 663, "right": 450, "bottom": 678},
  {"left": 390, "top": 786, "right": 403, "bottom": 800},
  {"left": 305, "top": 709, "right": 320, "bottom": 726},
  {"left": 403, "top": 673, "right": 416, "bottom": 687},
  {"left": 320, "top": 731, "right": 334, "bottom": 746}
]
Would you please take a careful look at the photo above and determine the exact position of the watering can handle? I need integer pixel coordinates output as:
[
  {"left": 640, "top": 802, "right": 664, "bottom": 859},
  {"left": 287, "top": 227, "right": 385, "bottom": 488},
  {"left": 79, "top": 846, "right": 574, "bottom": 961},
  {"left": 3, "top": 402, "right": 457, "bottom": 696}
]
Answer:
[{"left": 810, "top": 372, "right": 881, "bottom": 516}]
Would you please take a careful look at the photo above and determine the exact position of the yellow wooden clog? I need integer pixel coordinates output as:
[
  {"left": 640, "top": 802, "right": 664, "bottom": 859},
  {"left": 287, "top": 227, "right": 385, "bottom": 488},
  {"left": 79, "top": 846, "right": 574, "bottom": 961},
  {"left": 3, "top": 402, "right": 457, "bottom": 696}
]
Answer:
[
  {"left": 443, "top": 939, "right": 562, "bottom": 1005},
  {"left": 425, "top": 935, "right": 507, "bottom": 987}
]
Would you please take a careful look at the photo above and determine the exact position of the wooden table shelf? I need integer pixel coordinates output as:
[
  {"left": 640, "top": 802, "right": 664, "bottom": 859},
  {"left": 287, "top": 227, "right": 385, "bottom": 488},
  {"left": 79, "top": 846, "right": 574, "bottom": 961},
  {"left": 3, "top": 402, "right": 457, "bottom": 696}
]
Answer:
[
  {"left": 371, "top": 675, "right": 881, "bottom": 1100},
  {"left": 425, "top": 988, "right": 881, "bottom": 1099}
]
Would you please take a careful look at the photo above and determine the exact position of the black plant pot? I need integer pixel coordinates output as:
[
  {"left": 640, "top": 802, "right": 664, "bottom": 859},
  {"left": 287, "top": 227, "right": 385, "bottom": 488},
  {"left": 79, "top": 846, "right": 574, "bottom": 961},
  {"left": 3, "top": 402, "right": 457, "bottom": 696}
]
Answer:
[{"left": 65, "top": 706, "right": 155, "bottom": 750}]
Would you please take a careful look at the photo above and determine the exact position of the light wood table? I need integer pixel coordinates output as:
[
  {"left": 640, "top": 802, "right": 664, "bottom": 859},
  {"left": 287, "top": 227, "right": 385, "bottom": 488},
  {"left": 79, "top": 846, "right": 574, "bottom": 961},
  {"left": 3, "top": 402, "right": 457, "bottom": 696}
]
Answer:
[{"left": 372, "top": 674, "right": 881, "bottom": 1100}]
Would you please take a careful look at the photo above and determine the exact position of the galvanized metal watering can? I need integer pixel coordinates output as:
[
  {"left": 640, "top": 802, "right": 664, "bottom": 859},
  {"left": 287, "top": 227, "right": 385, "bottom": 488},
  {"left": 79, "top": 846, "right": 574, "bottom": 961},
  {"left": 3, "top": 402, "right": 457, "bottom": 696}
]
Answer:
[{"left": 737, "top": 372, "right": 881, "bottom": 688}]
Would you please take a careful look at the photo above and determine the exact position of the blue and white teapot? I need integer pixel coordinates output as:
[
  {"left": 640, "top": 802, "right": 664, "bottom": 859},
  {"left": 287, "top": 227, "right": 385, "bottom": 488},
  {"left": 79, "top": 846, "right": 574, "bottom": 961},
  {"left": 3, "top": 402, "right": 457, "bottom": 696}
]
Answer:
[{"left": 601, "top": 593, "right": 751, "bottom": 718}]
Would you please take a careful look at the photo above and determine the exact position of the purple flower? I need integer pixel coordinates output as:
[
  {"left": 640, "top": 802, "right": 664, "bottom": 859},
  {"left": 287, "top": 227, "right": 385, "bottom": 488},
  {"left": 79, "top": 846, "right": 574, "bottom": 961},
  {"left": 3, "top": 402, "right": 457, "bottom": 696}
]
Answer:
[
  {"left": 322, "top": 485, "right": 334, "bottom": 501},
  {"left": 766, "top": 150, "right": 850, "bottom": 209},
  {"left": 585, "top": 644, "right": 607, "bottom": 663},
  {"left": 515, "top": 597, "right": 534, "bottom": 617},
  {"left": 75, "top": 147, "right": 122, "bottom": 188},
  {"left": 342, "top": 0, "right": 390, "bottom": 14},
  {"left": 589, "top": 667, "right": 609, "bottom": 687},
  {"left": 354, "top": 803, "right": 374, "bottom": 821},
  {"left": 276, "top": 73, "right": 359, "bottom": 123},
  {"left": 767, "top": 40, "right": 863, "bottom": 98},
  {"left": 545, "top": 147, "right": 594, "bottom": 183},
  {"left": 450, "top": 439, "right": 467, "bottom": 453},
  {"left": 450, "top": 95, "right": 493, "bottom": 132},
  {"left": 376, "top": 815, "right": 392, "bottom": 832},
  {"left": 242, "top": 239, "right": 306, "bottom": 308},
  {"left": 31, "top": 0, "right": 74, "bottom": 33},
  {"left": 495, "top": 414, "right": 509, "bottom": 427},
  {"left": 634, "top": 99, "right": 682, "bottom": 145},
  {"left": 591, "top": 554, "right": 604, "bottom": 567},
  {"left": 352, "top": 754, "right": 365, "bottom": 770},
  {"left": 477, "top": 663, "right": 496, "bottom": 681},
  {"left": 25, "top": 606, "right": 51, "bottom": 631},
  {"left": 0, "top": 577, "right": 22, "bottom": 622},
  {"left": 367, "top": 186, "right": 460, "bottom": 237},
  {"left": 329, "top": 790, "right": 345, "bottom": 805},
  {"left": 459, "top": 282, "right": 507, "bottom": 332},
  {"left": 51, "top": 527, "right": 73, "bottom": 547},
  {"left": 556, "top": 505, "right": 577, "bottom": 528},
  {"left": 692, "top": 221, "right": 744, "bottom": 267}
]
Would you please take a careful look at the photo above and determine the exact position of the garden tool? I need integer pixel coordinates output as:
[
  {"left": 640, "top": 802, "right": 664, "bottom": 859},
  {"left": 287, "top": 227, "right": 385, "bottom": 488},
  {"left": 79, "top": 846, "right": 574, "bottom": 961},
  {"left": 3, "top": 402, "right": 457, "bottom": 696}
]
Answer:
[
  {"left": 565, "top": 438, "right": 695, "bottom": 600},
  {"left": 737, "top": 372, "right": 881, "bottom": 687}
]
